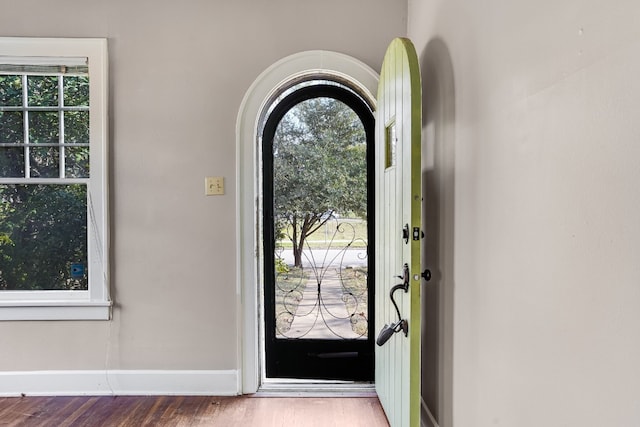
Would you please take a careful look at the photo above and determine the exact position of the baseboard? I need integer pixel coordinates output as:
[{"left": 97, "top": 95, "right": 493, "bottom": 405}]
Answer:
[
  {"left": 421, "top": 397, "right": 439, "bottom": 427},
  {"left": 0, "top": 369, "right": 239, "bottom": 397}
]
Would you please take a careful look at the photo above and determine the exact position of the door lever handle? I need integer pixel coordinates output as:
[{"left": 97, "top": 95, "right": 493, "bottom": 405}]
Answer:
[
  {"left": 377, "top": 264, "right": 410, "bottom": 346},
  {"left": 376, "top": 319, "right": 408, "bottom": 346}
]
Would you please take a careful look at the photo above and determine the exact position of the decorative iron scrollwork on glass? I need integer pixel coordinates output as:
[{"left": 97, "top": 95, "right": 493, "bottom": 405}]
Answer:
[{"left": 274, "top": 217, "right": 368, "bottom": 340}]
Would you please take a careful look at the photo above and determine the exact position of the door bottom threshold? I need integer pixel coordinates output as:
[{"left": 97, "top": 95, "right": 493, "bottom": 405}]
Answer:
[{"left": 255, "top": 380, "right": 376, "bottom": 397}]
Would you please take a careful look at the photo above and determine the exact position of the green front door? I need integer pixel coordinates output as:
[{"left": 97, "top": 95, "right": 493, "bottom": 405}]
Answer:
[{"left": 375, "top": 38, "right": 423, "bottom": 427}]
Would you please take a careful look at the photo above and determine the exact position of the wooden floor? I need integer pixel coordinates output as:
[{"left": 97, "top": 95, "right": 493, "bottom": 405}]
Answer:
[{"left": 0, "top": 395, "right": 389, "bottom": 426}]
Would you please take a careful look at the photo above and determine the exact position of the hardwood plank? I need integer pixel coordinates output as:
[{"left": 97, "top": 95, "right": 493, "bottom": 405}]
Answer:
[
  {"left": 137, "top": 396, "right": 171, "bottom": 426},
  {"left": 156, "top": 395, "right": 187, "bottom": 424},
  {"left": 0, "top": 396, "right": 54, "bottom": 426},
  {"left": 117, "top": 396, "right": 161, "bottom": 427},
  {"left": 0, "top": 395, "right": 389, "bottom": 426},
  {"left": 63, "top": 396, "right": 106, "bottom": 427},
  {"left": 31, "top": 396, "right": 91, "bottom": 427},
  {"left": 0, "top": 397, "right": 27, "bottom": 424},
  {"left": 76, "top": 396, "right": 142, "bottom": 427},
  {"left": 0, "top": 396, "right": 31, "bottom": 426}
]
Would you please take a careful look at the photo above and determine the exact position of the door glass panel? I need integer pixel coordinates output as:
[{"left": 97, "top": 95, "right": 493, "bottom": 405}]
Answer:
[{"left": 272, "top": 97, "right": 369, "bottom": 340}]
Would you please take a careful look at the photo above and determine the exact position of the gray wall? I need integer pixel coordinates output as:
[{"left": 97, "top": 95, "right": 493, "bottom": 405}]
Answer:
[
  {"left": 409, "top": 0, "right": 640, "bottom": 426},
  {"left": 0, "top": 1, "right": 406, "bottom": 372},
  {"left": 5, "top": 2, "right": 639, "bottom": 424}
]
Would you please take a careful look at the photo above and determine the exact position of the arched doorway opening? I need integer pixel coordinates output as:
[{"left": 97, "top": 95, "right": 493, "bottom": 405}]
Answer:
[{"left": 236, "top": 51, "right": 378, "bottom": 392}]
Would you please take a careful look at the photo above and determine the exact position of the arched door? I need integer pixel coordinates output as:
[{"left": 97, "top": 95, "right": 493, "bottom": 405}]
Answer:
[
  {"left": 262, "top": 83, "right": 375, "bottom": 380},
  {"left": 374, "top": 38, "right": 423, "bottom": 427}
]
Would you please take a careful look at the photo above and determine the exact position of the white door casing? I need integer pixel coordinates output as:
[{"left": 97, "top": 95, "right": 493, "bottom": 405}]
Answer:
[{"left": 236, "top": 51, "right": 378, "bottom": 393}]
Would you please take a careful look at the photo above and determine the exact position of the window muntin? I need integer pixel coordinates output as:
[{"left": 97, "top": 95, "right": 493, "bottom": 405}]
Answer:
[
  {"left": 0, "top": 38, "right": 109, "bottom": 320},
  {"left": 1, "top": 72, "right": 90, "bottom": 178}
]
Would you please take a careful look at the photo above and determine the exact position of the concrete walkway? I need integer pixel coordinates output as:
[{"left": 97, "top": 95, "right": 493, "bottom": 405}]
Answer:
[{"left": 286, "top": 268, "right": 363, "bottom": 339}]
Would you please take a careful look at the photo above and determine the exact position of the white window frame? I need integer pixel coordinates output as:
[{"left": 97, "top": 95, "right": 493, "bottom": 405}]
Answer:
[{"left": 0, "top": 37, "right": 110, "bottom": 320}]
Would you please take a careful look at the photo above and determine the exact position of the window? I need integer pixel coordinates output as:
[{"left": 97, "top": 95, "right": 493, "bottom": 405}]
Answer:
[{"left": 0, "top": 38, "right": 109, "bottom": 320}]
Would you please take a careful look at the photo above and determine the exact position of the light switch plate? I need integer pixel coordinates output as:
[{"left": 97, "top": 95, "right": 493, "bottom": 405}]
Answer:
[{"left": 205, "top": 176, "right": 224, "bottom": 195}]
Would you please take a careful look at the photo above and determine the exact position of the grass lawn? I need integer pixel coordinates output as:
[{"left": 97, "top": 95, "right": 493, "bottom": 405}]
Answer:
[{"left": 277, "top": 218, "right": 368, "bottom": 249}]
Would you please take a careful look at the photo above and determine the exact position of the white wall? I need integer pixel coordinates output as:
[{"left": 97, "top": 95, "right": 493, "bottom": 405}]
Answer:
[
  {"left": 0, "top": 0, "right": 406, "bottom": 383},
  {"left": 409, "top": 0, "right": 640, "bottom": 426}
]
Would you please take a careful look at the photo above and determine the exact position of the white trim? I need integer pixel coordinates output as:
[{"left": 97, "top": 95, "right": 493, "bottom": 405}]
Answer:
[
  {"left": 421, "top": 397, "right": 440, "bottom": 427},
  {"left": 0, "top": 370, "right": 239, "bottom": 397},
  {"left": 235, "top": 50, "right": 378, "bottom": 394},
  {"left": 0, "top": 55, "right": 87, "bottom": 67},
  {"left": 0, "top": 302, "right": 110, "bottom": 320}
]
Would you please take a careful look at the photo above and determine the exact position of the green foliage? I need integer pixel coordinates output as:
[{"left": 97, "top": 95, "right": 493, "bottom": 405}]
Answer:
[
  {"left": 28, "top": 76, "right": 58, "bottom": 106},
  {"left": 273, "top": 97, "right": 367, "bottom": 266},
  {"left": 0, "top": 75, "right": 22, "bottom": 106},
  {"left": 0, "top": 185, "right": 88, "bottom": 290},
  {"left": 275, "top": 257, "right": 290, "bottom": 274}
]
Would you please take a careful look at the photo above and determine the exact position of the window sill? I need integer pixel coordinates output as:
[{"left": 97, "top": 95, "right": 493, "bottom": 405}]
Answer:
[{"left": 0, "top": 301, "right": 111, "bottom": 321}]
